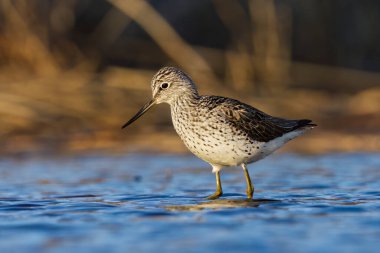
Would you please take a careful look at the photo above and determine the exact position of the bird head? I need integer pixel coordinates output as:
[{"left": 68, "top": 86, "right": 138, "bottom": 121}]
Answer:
[{"left": 121, "top": 67, "right": 198, "bottom": 129}]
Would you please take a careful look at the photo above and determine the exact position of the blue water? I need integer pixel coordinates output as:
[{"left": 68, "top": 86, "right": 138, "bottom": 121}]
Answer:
[{"left": 0, "top": 153, "right": 379, "bottom": 253}]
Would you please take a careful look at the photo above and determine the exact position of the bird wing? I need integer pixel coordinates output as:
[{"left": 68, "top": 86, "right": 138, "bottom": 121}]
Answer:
[{"left": 205, "top": 96, "right": 310, "bottom": 142}]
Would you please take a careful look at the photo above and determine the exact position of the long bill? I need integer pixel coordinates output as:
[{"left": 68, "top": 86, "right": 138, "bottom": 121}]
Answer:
[{"left": 121, "top": 99, "right": 156, "bottom": 129}]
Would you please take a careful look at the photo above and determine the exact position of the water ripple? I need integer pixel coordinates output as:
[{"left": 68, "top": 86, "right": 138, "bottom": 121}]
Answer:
[{"left": 0, "top": 153, "right": 379, "bottom": 253}]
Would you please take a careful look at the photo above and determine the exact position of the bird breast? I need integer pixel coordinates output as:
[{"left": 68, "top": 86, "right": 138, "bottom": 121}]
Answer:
[{"left": 170, "top": 104, "right": 263, "bottom": 166}]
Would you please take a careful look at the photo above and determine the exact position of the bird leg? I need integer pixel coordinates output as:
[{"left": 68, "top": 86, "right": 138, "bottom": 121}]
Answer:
[
  {"left": 206, "top": 171, "right": 223, "bottom": 200},
  {"left": 242, "top": 164, "right": 254, "bottom": 199}
]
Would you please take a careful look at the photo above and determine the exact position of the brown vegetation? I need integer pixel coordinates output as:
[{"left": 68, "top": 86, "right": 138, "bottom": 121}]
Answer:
[{"left": 0, "top": 0, "right": 379, "bottom": 157}]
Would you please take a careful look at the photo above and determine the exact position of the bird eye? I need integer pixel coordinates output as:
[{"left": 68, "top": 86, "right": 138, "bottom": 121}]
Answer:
[{"left": 160, "top": 83, "right": 169, "bottom": 89}]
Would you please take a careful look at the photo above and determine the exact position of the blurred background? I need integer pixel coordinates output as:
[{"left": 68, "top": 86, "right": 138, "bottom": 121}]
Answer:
[{"left": 1, "top": 0, "right": 379, "bottom": 157}]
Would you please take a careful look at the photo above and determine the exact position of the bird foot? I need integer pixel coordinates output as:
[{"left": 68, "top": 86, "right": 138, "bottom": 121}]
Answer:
[
  {"left": 246, "top": 187, "right": 254, "bottom": 199},
  {"left": 206, "top": 191, "right": 223, "bottom": 200}
]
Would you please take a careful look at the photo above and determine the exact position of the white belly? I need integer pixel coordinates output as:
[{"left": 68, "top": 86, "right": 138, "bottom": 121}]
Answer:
[
  {"left": 175, "top": 122, "right": 308, "bottom": 167},
  {"left": 173, "top": 120, "right": 261, "bottom": 166},
  {"left": 170, "top": 106, "right": 309, "bottom": 168}
]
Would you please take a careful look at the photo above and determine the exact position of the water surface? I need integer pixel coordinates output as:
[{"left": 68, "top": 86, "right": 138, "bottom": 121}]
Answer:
[{"left": 0, "top": 153, "right": 379, "bottom": 253}]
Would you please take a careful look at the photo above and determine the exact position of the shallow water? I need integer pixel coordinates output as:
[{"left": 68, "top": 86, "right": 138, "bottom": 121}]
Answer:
[{"left": 0, "top": 153, "right": 379, "bottom": 253}]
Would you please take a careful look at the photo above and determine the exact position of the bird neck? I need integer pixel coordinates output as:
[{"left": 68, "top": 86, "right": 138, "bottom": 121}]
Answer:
[{"left": 171, "top": 90, "right": 200, "bottom": 110}]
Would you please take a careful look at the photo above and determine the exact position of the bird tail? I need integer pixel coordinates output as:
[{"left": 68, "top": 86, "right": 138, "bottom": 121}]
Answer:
[{"left": 297, "top": 119, "right": 317, "bottom": 129}]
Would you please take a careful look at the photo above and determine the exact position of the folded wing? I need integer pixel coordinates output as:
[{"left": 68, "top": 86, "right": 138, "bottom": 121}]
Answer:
[{"left": 205, "top": 96, "right": 315, "bottom": 142}]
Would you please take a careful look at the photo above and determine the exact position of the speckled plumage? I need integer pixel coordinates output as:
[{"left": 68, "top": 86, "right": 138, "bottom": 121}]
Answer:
[
  {"left": 122, "top": 67, "right": 316, "bottom": 199},
  {"left": 171, "top": 94, "right": 314, "bottom": 169}
]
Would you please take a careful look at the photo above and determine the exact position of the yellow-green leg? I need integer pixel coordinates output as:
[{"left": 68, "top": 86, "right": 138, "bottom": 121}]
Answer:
[
  {"left": 242, "top": 164, "right": 254, "bottom": 199},
  {"left": 206, "top": 171, "right": 223, "bottom": 200}
]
